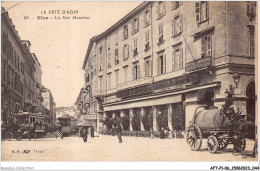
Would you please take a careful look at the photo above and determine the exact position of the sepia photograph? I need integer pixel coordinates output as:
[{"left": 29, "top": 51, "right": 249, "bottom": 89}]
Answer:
[{"left": 0, "top": 0, "right": 258, "bottom": 169}]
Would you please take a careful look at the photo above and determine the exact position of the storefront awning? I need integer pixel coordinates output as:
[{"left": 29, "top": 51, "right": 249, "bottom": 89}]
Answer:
[
  {"left": 104, "top": 94, "right": 182, "bottom": 111},
  {"left": 103, "top": 81, "right": 221, "bottom": 111}
]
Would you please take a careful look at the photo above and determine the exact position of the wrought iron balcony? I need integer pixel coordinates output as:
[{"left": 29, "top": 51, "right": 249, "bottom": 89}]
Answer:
[{"left": 185, "top": 56, "right": 212, "bottom": 73}]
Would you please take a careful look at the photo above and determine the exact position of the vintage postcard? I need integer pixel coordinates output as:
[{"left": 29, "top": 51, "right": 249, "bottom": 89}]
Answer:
[{"left": 0, "top": 1, "right": 258, "bottom": 169}]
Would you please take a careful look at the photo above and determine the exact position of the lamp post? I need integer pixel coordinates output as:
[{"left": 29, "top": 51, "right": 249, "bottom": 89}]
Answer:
[
  {"left": 232, "top": 72, "right": 241, "bottom": 88},
  {"left": 225, "top": 72, "right": 241, "bottom": 95}
]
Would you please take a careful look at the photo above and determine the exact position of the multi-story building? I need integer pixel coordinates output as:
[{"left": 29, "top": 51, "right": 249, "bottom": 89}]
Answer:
[
  {"left": 22, "top": 40, "right": 37, "bottom": 114},
  {"left": 41, "top": 87, "right": 56, "bottom": 125},
  {"left": 1, "top": 7, "right": 54, "bottom": 126},
  {"left": 31, "top": 53, "right": 43, "bottom": 114},
  {"left": 83, "top": 1, "right": 256, "bottom": 134},
  {"left": 77, "top": 37, "right": 101, "bottom": 131},
  {"left": 1, "top": 8, "right": 25, "bottom": 124}
]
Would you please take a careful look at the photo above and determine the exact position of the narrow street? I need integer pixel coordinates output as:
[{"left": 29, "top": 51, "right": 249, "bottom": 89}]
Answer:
[{"left": 1, "top": 134, "right": 257, "bottom": 161}]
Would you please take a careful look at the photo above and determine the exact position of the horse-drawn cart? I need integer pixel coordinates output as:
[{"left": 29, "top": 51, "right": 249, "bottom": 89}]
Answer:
[{"left": 186, "top": 106, "right": 255, "bottom": 154}]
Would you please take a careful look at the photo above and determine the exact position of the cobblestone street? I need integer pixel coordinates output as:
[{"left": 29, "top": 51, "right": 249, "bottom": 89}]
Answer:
[{"left": 1, "top": 134, "right": 257, "bottom": 161}]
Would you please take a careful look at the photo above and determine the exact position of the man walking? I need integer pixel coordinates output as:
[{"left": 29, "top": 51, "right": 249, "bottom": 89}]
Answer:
[
  {"left": 90, "top": 125, "right": 95, "bottom": 138},
  {"left": 116, "top": 123, "right": 122, "bottom": 143}
]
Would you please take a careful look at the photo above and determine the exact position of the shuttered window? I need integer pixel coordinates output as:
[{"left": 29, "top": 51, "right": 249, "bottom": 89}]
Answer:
[
  {"left": 99, "top": 76, "right": 103, "bottom": 93},
  {"left": 115, "top": 70, "right": 119, "bottom": 86},
  {"left": 132, "top": 17, "right": 139, "bottom": 35},
  {"left": 201, "top": 35, "right": 212, "bottom": 57},
  {"left": 123, "top": 25, "right": 128, "bottom": 40},
  {"left": 107, "top": 52, "right": 111, "bottom": 68},
  {"left": 107, "top": 37, "right": 110, "bottom": 50},
  {"left": 172, "top": 14, "right": 183, "bottom": 36},
  {"left": 249, "top": 26, "right": 255, "bottom": 56},
  {"left": 144, "top": 59, "right": 152, "bottom": 77},
  {"left": 195, "top": 2, "right": 208, "bottom": 22},
  {"left": 143, "top": 9, "right": 150, "bottom": 27},
  {"left": 123, "top": 44, "right": 129, "bottom": 60},
  {"left": 157, "top": 1, "right": 166, "bottom": 20},
  {"left": 133, "top": 39, "right": 138, "bottom": 56},
  {"left": 172, "top": 1, "right": 183, "bottom": 10},
  {"left": 172, "top": 48, "right": 183, "bottom": 71},
  {"left": 132, "top": 63, "right": 140, "bottom": 80},
  {"left": 115, "top": 31, "right": 118, "bottom": 45},
  {"left": 158, "top": 54, "right": 166, "bottom": 75}
]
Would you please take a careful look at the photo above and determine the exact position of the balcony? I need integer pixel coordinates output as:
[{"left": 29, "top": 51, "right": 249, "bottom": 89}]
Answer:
[{"left": 185, "top": 56, "right": 212, "bottom": 73}]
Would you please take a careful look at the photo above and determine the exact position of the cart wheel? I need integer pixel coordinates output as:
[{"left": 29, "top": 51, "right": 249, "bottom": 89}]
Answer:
[
  {"left": 6, "top": 132, "right": 13, "bottom": 141},
  {"left": 1, "top": 133, "right": 6, "bottom": 141},
  {"left": 207, "top": 135, "right": 218, "bottom": 154},
  {"left": 186, "top": 124, "right": 202, "bottom": 151},
  {"left": 218, "top": 137, "right": 229, "bottom": 150},
  {"left": 236, "top": 138, "right": 246, "bottom": 152}
]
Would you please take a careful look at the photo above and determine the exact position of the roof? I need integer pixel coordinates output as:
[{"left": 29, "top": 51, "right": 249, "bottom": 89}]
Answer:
[{"left": 82, "top": 2, "right": 151, "bottom": 70}]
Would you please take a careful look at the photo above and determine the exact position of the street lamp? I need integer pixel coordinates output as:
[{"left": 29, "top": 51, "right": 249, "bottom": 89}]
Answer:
[
  {"left": 224, "top": 72, "right": 241, "bottom": 95},
  {"left": 232, "top": 72, "right": 241, "bottom": 88}
]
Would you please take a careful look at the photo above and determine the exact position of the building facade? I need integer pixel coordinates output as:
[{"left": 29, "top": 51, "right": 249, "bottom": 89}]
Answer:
[
  {"left": 31, "top": 53, "right": 43, "bottom": 114},
  {"left": 81, "top": 1, "right": 256, "bottom": 134},
  {"left": 41, "top": 87, "right": 56, "bottom": 124},
  {"left": 22, "top": 40, "right": 37, "bottom": 114},
  {"left": 1, "top": 8, "right": 56, "bottom": 126},
  {"left": 1, "top": 9, "right": 25, "bottom": 124}
]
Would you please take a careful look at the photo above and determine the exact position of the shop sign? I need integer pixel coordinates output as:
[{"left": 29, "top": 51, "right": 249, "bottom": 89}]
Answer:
[
  {"left": 116, "top": 74, "right": 197, "bottom": 99},
  {"left": 185, "top": 56, "right": 212, "bottom": 73}
]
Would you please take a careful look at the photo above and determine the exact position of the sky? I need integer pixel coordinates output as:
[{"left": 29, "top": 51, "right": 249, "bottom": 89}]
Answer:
[{"left": 2, "top": 1, "right": 142, "bottom": 107}]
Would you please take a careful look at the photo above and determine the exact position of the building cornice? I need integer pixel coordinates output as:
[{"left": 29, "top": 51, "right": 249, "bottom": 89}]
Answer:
[{"left": 95, "top": 2, "right": 151, "bottom": 42}]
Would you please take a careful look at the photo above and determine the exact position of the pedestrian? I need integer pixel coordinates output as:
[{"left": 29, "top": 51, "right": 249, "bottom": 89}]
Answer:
[
  {"left": 150, "top": 127, "right": 154, "bottom": 139},
  {"left": 90, "top": 125, "right": 95, "bottom": 138},
  {"left": 116, "top": 123, "right": 122, "bottom": 143},
  {"left": 160, "top": 127, "right": 165, "bottom": 139},
  {"left": 56, "top": 124, "right": 63, "bottom": 139},
  {"left": 112, "top": 125, "right": 115, "bottom": 136}
]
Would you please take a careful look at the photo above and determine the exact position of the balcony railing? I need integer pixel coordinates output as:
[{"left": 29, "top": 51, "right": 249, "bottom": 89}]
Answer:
[{"left": 185, "top": 56, "right": 212, "bottom": 73}]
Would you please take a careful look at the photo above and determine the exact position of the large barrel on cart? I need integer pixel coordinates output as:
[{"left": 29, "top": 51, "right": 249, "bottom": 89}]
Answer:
[{"left": 186, "top": 106, "right": 255, "bottom": 154}]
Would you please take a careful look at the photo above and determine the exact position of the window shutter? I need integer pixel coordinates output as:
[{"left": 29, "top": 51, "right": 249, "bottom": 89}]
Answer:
[
  {"left": 180, "top": 48, "right": 183, "bottom": 69},
  {"left": 137, "top": 65, "right": 140, "bottom": 79},
  {"left": 131, "top": 21, "right": 134, "bottom": 35},
  {"left": 207, "top": 35, "right": 212, "bottom": 57},
  {"left": 137, "top": 17, "right": 139, "bottom": 32},
  {"left": 163, "top": 54, "right": 166, "bottom": 73},
  {"left": 180, "top": 14, "right": 183, "bottom": 32},
  {"left": 172, "top": 50, "right": 175, "bottom": 71},
  {"left": 132, "top": 66, "right": 135, "bottom": 80},
  {"left": 172, "top": 18, "right": 175, "bottom": 36},
  {"left": 195, "top": 2, "right": 200, "bottom": 22},
  {"left": 123, "top": 46, "right": 125, "bottom": 60},
  {"left": 143, "top": 61, "right": 146, "bottom": 77},
  {"left": 157, "top": 57, "right": 160, "bottom": 75},
  {"left": 127, "top": 45, "right": 129, "bottom": 58},
  {"left": 149, "top": 60, "right": 152, "bottom": 77},
  {"left": 201, "top": 37, "right": 205, "bottom": 57}
]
